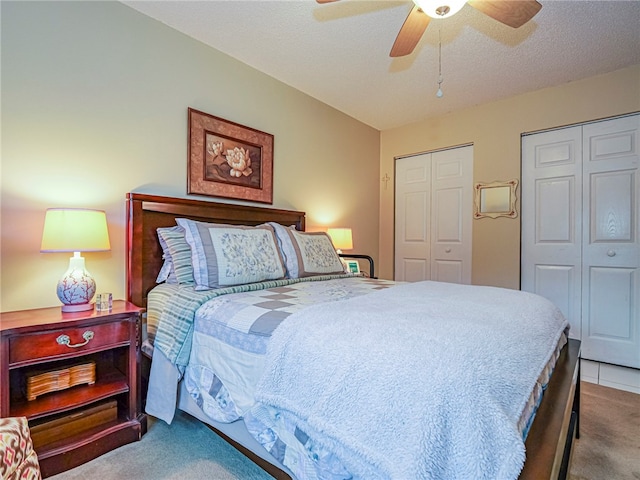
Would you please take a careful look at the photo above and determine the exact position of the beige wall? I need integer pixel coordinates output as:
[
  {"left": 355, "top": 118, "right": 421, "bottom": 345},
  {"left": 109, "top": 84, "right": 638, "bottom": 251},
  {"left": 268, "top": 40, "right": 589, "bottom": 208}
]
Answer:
[
  {"left": 3, "top": 2, "right": 638, "bottom": 312},
  {"left": 0, "top": 2, "right": 380, "bottom": 312},
  {"left": 379, "top": 65, "right": 640, "bottom": 287}
]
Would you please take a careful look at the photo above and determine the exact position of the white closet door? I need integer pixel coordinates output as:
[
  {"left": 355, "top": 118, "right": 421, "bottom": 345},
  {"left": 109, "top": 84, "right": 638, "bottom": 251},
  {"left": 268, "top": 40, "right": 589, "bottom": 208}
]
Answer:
[
  {"left": 395, "top": 153, "right": 431, "bottom": 282},
  {"left": 430, "top": 146, "right": 473, "bottom": 284},
  {"left": 522, "top": 126, "right": 583, "bottom": 338},
  {"left": 581, "top": 115, "right": 640, "bottom": 368},
  {"left": 394, "top": 146, "right": 473, "bottom": 283},
  {"left": 522, "top": 114, "right": 640, "bottom": 369}
]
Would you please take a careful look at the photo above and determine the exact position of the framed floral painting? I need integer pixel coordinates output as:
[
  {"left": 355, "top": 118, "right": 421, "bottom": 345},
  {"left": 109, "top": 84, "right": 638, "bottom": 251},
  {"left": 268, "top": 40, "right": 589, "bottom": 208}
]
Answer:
[{"left": 187, "top": 108, "right": 273, "bottom": 204}]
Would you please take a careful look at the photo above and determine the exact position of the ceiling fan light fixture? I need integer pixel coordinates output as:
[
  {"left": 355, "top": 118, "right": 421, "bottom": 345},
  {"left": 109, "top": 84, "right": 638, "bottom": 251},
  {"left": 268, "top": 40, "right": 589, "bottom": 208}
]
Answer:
[{"left": 414, "top": 0, "right": 466, "bottom": 19}]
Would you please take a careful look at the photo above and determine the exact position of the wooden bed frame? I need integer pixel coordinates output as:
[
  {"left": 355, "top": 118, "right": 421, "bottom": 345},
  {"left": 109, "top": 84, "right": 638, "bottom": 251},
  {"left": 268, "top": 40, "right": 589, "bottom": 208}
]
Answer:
[{"left": 125, "top": 192, "right": 581, "bottom": 480}]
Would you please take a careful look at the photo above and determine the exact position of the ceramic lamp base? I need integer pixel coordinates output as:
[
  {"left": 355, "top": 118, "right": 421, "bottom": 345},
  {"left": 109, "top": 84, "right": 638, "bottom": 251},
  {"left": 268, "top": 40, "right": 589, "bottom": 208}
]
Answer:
[
  {"left": 61, "top": 302, "right": 94, "bottom": 313},
  {"left": 57, "top": 253, "right": 97, "bottom": 312}
]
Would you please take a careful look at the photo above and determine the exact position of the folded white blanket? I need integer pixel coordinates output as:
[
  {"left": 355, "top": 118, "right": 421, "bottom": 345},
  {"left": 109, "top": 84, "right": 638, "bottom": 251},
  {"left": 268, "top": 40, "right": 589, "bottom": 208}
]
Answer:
[{"left": 250, "top": 281, "right": 569, "bottom": 480}]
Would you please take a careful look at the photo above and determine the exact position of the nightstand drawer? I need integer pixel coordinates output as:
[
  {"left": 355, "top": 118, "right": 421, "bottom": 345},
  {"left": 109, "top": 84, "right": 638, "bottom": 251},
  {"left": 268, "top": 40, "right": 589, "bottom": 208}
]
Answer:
[{"left": 9, "top": 321, "right": 131, "bottom": 366}]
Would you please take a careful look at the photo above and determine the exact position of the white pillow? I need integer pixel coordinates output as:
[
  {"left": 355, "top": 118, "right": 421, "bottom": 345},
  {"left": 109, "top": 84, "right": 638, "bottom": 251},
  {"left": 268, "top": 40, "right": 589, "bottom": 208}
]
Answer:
[
  {"left": 176, "top": 218, "right": 286, "bottom": 289},
  {"left": 267, "top": 222, "right": 300, "bottom": 278}
]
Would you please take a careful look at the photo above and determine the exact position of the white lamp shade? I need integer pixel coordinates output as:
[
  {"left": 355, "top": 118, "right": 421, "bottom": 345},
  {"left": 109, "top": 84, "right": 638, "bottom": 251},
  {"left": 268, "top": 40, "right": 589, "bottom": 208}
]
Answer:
[
  {"left": 41, "top": 208, "right": 111, "bottom": 252},
  {"left": 327, "top": 228, "right": 353, "bottom": 251}
]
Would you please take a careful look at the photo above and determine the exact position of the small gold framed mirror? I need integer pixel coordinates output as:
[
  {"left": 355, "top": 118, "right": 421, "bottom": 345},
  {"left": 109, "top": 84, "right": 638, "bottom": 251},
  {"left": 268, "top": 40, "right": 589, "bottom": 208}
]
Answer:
[{"left": 474, "top": 179, "right": 519, "bottom": 219}]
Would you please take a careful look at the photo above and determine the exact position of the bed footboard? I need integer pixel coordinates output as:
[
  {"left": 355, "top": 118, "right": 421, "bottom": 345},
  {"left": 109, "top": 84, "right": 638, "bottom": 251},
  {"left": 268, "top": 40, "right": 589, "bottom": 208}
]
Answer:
[{"left": 520, "top": 338, "right": 581, "bottom": 480}]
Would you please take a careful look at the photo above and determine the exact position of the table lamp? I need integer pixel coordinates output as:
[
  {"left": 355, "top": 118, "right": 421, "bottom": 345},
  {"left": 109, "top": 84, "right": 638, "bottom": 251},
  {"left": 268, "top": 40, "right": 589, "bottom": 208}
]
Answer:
[
  {"left": 327, "top": 227, "right": 353, "bottom": 254},
  {"left": 40, "top": 208, "right": 111, "bottom": 312}
]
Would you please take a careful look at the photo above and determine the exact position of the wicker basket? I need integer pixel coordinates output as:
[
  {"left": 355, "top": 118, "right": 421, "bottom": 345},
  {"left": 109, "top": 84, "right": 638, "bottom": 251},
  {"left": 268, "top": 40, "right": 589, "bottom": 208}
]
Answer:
[{"left": 26, "top": 362, "right": 96, "bottom": 401}]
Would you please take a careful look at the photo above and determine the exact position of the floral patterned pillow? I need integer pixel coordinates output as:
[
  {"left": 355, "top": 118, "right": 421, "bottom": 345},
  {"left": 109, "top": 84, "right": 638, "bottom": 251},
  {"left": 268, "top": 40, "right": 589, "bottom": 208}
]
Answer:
[
  {"left": 176, "top": 218, "right": 286, "bottom": 289},
  {"left": 284, "top": 230, "right": 345, "bottom": 277}
]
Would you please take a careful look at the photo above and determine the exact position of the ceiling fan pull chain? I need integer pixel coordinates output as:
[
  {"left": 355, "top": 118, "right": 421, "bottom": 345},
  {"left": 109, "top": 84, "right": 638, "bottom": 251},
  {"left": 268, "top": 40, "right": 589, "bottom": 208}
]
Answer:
[{"left": 436, "top": 26, "right": 444, "bottom": 98}]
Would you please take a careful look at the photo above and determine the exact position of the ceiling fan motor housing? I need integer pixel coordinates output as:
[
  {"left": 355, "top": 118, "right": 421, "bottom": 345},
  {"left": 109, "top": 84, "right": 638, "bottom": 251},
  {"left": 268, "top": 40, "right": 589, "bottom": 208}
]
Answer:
[{"left": 414, "top": 0, "right": 467, "bottom": 19}]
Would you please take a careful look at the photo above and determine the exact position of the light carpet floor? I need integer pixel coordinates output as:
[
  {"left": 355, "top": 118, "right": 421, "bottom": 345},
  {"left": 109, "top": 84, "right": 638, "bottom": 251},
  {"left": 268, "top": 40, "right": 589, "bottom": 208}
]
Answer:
[
  {"left": 48, "top": 410, "right": 274, "bottom": 480},
  {"left": 569, "top": 381, "right": 640, "bottom": 480},
  {"left": 49, "top": 381, "right": 639, "bottom": 479}
]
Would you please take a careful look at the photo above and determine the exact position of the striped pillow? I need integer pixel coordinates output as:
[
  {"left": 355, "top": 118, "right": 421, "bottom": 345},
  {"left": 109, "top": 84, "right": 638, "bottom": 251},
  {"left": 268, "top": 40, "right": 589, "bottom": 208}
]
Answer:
[{"left": 157, "top": 226, "right": 195, "bottom": 285}]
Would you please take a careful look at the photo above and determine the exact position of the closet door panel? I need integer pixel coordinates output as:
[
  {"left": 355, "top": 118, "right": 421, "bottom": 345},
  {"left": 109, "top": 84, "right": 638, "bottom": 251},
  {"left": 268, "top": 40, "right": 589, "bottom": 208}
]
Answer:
[
  {"left": 395, "top": 154, "right": 431, "bottom": 282},
  {"left": 586, "top": 266, "right": 636, "bottom": 366},
  {"left": 401, "top": 258, "right": 429, "bottom": 282},
  {"left": 522, "top": 127, "right": 583, "bottom": 338},
  {"left": 582, "top": 115, "right": 639, "bottom": 368},
  {"left": 590, "top": 170, "right": 634, "bottom": 244},
  {"left": 432, "top": 260, "right": 463, "bottom": 284},
  {"left": 432, "top": 187, "right": 464, "bottom": 282},
  {"left": 587, "top": 123, "right": 638, "bottom": 163},
  {"left": 536, "top": 176, "right": 575, "bottom": 243},
  {"left": 533, "top": 265, "right": 576, "bottom": 324},
  {"left": 430, "top": 147, "right": 473, "bottom": 284}
]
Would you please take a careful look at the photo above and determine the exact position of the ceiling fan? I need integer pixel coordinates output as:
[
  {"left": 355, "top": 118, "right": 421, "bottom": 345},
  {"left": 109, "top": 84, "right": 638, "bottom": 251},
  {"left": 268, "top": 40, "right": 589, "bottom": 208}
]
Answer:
[{"left": 316, "top": 0, "right": 542, "bottom": 57}]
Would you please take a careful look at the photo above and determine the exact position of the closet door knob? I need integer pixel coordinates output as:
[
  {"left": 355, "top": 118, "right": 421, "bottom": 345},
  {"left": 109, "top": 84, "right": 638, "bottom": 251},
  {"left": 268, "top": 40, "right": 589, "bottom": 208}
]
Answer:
[
  {"left": 445, "top": 248, "right": 452, "bottom": 253},
  {"left": 607, "top": 250, "right": 616, "bottom": 257}
]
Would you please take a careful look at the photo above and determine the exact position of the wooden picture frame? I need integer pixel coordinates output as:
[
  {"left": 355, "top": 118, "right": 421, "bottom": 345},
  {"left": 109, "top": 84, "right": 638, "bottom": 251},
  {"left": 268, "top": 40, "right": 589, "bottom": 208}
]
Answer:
[
  {"left": 187, "top": 108, "right": 274, "bottom": 204},
  {"left": 474, "top": 179, "right": 519, "bottom": 219}
]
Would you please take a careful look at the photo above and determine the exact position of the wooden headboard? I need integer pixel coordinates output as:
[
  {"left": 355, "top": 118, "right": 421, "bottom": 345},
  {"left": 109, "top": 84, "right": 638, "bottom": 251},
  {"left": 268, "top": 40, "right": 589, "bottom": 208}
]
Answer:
[{"left": 125, "top": 193, "right": 306, "bottom": 308}]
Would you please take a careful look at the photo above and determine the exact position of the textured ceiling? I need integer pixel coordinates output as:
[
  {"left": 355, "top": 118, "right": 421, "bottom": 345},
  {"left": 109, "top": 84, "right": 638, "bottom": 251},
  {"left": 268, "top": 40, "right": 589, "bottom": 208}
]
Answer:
[{"left": 121, "top": 0, "right": 640, "bottom": 130}]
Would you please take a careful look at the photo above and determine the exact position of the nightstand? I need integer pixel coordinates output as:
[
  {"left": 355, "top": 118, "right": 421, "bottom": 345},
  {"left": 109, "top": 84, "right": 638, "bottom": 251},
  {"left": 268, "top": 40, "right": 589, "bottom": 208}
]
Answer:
[{"left": 0, "top": 300, "right": 147, "bottom": 478}]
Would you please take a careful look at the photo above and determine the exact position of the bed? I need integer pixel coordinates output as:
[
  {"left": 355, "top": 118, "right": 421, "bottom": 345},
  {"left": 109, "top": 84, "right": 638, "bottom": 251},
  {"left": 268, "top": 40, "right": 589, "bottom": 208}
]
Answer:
[{"left": 126, "top": 192, "right": 581, "bottom": 480}]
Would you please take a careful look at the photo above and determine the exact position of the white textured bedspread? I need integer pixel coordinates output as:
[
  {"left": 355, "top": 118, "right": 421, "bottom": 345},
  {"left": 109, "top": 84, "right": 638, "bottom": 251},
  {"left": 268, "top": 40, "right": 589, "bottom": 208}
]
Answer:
[{"left": 248, "top": 281, "right": 569, "bottom": 480}]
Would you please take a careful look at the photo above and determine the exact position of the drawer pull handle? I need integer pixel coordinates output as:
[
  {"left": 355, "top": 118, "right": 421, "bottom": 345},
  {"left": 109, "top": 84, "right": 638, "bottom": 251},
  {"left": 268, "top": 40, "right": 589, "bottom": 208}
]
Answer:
[{"left": 56, "top": 330, "right": 95, "bottom": 348}]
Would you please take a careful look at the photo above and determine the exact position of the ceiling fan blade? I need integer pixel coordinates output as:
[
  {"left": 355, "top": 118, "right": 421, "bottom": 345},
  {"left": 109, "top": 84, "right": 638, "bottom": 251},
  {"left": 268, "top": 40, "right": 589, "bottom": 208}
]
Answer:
[
  {"left": 390, "top": 5, "right": 430, "bottom": 57},
  {"left": 316, "top": 0, "right": 340, "bottom": 3},
  {"left": 467, "top": 0, "right": 542, "bottom": 28}
]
